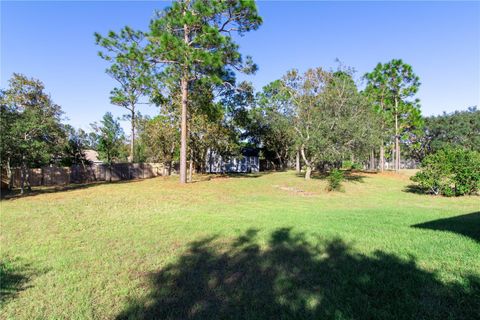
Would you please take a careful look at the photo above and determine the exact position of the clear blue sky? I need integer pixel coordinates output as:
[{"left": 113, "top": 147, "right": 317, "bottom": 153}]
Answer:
[{"left": 2, "top": 1, "right": 479, "bottom": 132}]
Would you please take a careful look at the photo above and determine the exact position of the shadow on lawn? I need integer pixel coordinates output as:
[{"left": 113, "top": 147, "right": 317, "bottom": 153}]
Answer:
[
  {"left": 117, "top": 228, "right": 479, "bottom": 320},
  {"left": 295, "top": 170, "right": 367, "bottom": 183},
  {"left": 170, "top": 172, "right": 273, "bottom": 184},
  {"left": 0, "top": 259, "right": 38, "bottom": 305},
  {"left": 213, "top": 171, "right": 273, "bottom": 179},
  {"left": 412, "top": 212, "right": 480, "bottom": 243},
  {"left": 0, "top": 179, "right": 145, "bottom": 201},
  {"left": 403, "top": 184, "right": 428, "bottom": 195}
]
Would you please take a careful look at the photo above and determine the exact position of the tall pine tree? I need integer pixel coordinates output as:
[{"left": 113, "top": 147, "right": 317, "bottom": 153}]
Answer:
[{"left": 145, "top": 0, "right": 262, "bottom": 183}]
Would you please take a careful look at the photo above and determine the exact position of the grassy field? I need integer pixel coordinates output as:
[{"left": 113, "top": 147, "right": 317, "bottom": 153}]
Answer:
[{"left": 1, "top": 171, "right": 479, "bottom": 319}]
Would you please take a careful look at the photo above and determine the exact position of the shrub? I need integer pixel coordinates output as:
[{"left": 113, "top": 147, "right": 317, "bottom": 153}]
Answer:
[
  {"left": 341, "top": 160, "right": 362, "bottom": 170},
  {"left": 352, "top": 162, "right": 363, "bottom": 170},
  {"left": 411, "top": 148, "right": 480, "bottom": 196},
  {"left": 327, "top": 169, "right": 345, "bottom": 191}
]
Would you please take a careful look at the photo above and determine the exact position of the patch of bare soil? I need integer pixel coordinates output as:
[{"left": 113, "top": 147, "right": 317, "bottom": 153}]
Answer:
[
  {"left": 272, "top": 185, "right": 316, "bottom": 196},
  {"left": 376, "top": 170, "right": 417, "bottom": 181}
]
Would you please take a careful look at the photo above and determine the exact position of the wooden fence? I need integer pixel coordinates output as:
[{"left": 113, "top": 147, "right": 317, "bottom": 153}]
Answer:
[{"left": 3, "top": 163, "right": 165, "bottom": 188}]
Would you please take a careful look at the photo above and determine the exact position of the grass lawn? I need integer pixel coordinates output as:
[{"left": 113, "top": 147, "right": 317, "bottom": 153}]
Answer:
[{"left": 1, "top": 171, "right": 479, "bottom": 319}]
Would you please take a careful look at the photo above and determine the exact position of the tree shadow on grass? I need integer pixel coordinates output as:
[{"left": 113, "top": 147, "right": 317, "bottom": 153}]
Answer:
[
  {"left": 403, "top": 184, "right": 428, "bottom": 195},
  {"left": 412, "top": 212, "right": 480, "bottom": 243},
  {"left": 0, "top": 179, "right": 146, "bottom": 201},
  {"left": 220, "top": 172, "right": 273, "bottom": 179},
  {"left": 0, "top": 183, "right": 102, "bottom": 200},
  {"left": 0, "top": 258, "right": 39, "bottom": 305},
  {"left": 184, "top": 172, "right": 274, "bottom": 184},
  {"left": 295, "top": 170, "right": 367, "bottom": 183},
  {"left": 117, "top": 228, "right": 479, "bottom": 320}
]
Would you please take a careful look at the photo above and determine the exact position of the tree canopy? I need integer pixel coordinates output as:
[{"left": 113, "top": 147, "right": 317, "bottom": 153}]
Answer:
[
  {"left": 91, "top": 112, "right": 127, "bottom": 165},
  {"left": 95, "top": 26, "right": 152, "bottom": 162},
  {"left": 364, "top": 59, "right": 422, "bottom": 171},
  {"left": 144, "top": 0, "right": 262, "bottom": 183}
]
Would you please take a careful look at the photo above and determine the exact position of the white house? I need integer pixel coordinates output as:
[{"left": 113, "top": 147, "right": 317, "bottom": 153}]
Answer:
[{"left": 206, "top": 148, "right": 259, "bottom": 173}]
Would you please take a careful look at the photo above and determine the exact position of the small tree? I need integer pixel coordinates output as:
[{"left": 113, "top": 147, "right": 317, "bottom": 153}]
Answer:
[
  {"left": 95, "top": 27, "right": 151, "bottom": 162},
  {"left": 411, "top": 147, "right": 480, "bottom": 196},
  {"left": 141, "top": 112, "right": 179, "bottom": 175},
  {"left": 91, "top": 112, "right": 126, "bottom": 165},
  {"left": 327, "top": 169, "right": 345, "bottom": 192},
  {"left": 61, "top": 125, "right": 91, "bottom": 167}
]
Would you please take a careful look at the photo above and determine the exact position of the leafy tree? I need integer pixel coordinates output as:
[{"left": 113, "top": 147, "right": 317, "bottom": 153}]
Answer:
[
  {"left": 282, "top": 67, "right": 378, "bottom": 179},
  {"left": 399, "top": 100, "right": 424, "bottom": 162},
  {"left": 145, "top": 0, "right": 262, "bottom": 183},
  {"left": 91, "top": 112, "right": 126, "bottom": 165},
  {"left": 0, "top": 89, "right": 18, "bottom": 189},
  {"left": 364, "top": 60, "right": 421, "bottom": 171},
  {"left": 127, "top": 113, "right": 150, "bottom": 163},
  {"left": 327, "top": 168, "right": 344, "bottom": 192},
  {"left": 246, "top": 80, "right": 296, "bottom": 170},
  {"left": 420, "top": 107, "right": 480, "bottom": 156},
  {"left": 140, "top": 111, "right": 180, "bottom": 175},
  {"left": 143, "top": 79, "right": 240, "bottom": 178},
  {"left": 61, "top": 125, "right": 91, "bottom": 167},
  {"left": 411, "top": 147, "right": 480, "bottom": 196},
  {"left": 1, "top": 73, "right": 64, "bottom": 193},
  {"left": 363, "top": 69, "right": 393, "bottom": 171},
  {"left": 95, "top": 27, "right": 151, "bottom": 162},
  {"left": 189, "top": 110, "right": 240, "bottom": 177},
  {"left": 184, "top": 79, "right": 239, "bottom": 178}
]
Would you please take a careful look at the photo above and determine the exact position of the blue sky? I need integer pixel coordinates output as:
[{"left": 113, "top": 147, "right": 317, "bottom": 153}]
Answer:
[{"left": 2, "top": 1, "right": 479, "bottom": 132}]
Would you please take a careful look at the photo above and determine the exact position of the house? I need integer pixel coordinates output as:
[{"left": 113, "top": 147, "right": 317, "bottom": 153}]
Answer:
[
  {"left": 84, "top": 150, "right": 103, "bottom": 164},
  {"left": 206, "top": 148, "right": 259, "bottom": 173}
]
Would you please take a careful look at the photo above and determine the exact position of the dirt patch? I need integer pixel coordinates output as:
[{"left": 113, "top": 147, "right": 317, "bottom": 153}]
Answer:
[
  {"left": 273, "top": 185, "right": 316, "bottom": 196},
  {"left": 375, "top": 170, "right": 418, "bottom": 181}
]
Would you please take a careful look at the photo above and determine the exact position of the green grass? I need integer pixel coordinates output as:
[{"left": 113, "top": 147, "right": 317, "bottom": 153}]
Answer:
[{"left": 1, "top": 171, "right": 479, "bottom": 319}]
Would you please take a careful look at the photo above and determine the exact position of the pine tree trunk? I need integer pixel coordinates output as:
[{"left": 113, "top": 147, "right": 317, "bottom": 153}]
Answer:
[
  {"left": 179, "top": 75, "right": 188, "bottom": 184},
  {"left": 179, "top": 18, "right": 190, "bottom": 184},
  {"left": 188, "top": 148, "right": 193, "bottom": 182},
  {"left": 296, "top": 150, "right": 301, "bottom": 173},
  {"left": 370, "top": 149, "right": 375, "bottom": 171},
  {"left": 394, "top": 98, "right": 399, "bottom": 172},
  {"left": 395, "top": 133, "right": 400, "bottom": 171},
  {"left": 379, "top": 142, "right": 384, "bottom": 172},
  {"left": 397, "top": 142, "right": 401, "bottom": 170},
  {"left": 130, "top": 108, "right": 135, "bottom": 163}
]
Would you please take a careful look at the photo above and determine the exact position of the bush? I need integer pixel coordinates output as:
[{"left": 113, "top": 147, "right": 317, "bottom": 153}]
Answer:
[
  {"left": 411, "top": 148, "right": 480, "bottom": 196},
  {"left": 327, "top": 169, "right": 345, "bottom": 191},
  {"left": 341, "top": 160, "right": 362, "bottom": 171}
]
